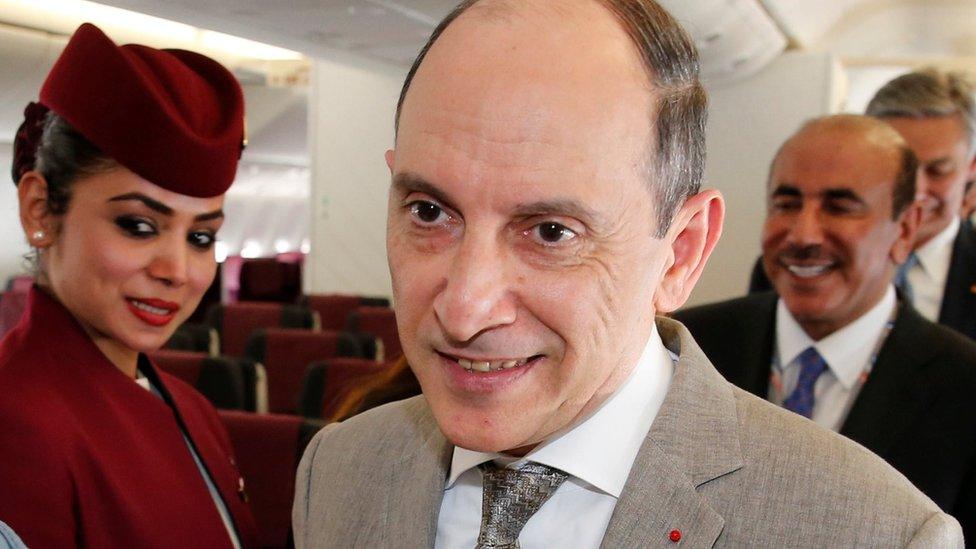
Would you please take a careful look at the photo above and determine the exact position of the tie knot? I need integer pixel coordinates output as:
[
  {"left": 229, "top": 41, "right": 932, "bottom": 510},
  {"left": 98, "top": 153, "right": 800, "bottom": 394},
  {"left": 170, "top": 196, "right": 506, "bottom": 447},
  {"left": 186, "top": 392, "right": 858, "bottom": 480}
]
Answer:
[
  {"left": 797, "top": 346, "right": 828, "bottom": 377},
  {"left": 783, "top": 347, "right": 829, "bottom": 419},
  {"left": 476, "top": 462, "right": 568, "bottom": 549}
]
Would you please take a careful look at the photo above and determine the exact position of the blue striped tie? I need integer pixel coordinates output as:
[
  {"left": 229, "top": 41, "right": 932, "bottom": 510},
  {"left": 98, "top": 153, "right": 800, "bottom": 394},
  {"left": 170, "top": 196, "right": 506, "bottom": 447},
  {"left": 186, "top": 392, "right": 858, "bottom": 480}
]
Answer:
[
  {"left": 894, "top": 252, "right": 918, "bottom": 304},
  {"left": 783, "top": 347, "right": 828, "bottom": 419}
]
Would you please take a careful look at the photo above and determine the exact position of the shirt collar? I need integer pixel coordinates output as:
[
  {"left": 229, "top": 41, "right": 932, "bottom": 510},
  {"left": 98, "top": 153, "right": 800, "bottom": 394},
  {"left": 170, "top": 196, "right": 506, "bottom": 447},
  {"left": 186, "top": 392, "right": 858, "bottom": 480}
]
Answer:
[
  {"left": 446, "top": 324, "right": 674, "bottom": 498},
  {"left": 776, "top": 285, "right": 896, "bottom": 389},
  {"left": 915, "top": 216, "right": 960, "bottom": 277}
]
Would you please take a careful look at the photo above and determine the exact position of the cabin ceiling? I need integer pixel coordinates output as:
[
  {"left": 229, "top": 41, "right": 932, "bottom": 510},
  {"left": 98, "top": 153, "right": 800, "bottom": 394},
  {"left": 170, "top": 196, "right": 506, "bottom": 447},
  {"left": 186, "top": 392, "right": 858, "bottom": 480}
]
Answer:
[
  {"left": 1, "top": 0, "right": 974, "bottom": 161},
  {"left": 87, "top": 0, "right": 976, "bottom": 67}
]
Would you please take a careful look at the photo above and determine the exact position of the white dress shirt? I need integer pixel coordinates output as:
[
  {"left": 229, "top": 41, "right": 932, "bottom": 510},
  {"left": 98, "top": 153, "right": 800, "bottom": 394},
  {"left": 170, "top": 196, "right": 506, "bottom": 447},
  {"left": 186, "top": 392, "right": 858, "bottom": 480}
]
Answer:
[
  {"left": 772, "top": 285, "right": 896, "bottom": 431},
  {"left": 434, "top": 326, "right": 674, "bottom": 549},
  {"left": 907, "top": 217, "right": 960, "bottom": 321}
]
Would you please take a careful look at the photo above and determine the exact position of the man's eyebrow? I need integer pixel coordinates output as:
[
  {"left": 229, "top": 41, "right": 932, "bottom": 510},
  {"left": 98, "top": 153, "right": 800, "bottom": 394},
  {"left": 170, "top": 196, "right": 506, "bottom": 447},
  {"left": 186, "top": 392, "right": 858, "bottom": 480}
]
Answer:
[
  {"left": 108, "top": 192, "right": 223, "bottom": 222},
  {"left": 511, "top": 199, "right": 603, "bottom": 225},
  {"left": 392, "top": 173, "right": 456, "bottom": 209},
  {"left": 925, "top": 157, "right": 954, "bottom": 168},
  {"left": 823, "top": 188, "right": 865, "bottom": 203},
  {"left": 393, "top": 172, "right": 606, "bottom": 225},
  {"left": 770, "top": 184, "right": 801, "bottom": 198}
]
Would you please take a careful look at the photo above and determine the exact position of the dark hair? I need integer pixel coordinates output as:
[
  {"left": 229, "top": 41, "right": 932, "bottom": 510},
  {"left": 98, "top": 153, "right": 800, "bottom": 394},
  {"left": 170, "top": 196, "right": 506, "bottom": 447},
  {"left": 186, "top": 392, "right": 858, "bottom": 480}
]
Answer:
[
  {"left": 892, "top": 146, "right": 918, "bottom": 218},
  {"left": 394, "top": 0, "right": 706, "bottom": 237},
  {"left": 24, "top": 112, "right": 116, "bottom": 215}
]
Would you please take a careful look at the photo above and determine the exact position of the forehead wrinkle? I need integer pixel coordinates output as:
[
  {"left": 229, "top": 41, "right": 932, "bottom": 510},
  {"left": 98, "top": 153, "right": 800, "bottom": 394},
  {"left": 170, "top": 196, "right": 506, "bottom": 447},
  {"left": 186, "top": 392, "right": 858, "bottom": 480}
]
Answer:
[{"left": 416, "top": 117, "right": 563, "bottom": 172}]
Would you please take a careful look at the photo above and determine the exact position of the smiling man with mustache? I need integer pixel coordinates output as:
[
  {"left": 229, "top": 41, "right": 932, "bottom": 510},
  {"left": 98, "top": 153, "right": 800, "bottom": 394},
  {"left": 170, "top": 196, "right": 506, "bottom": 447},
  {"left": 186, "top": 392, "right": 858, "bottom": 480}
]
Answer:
[{"left": 676, "top": 114, "right": 976, "bottom": 540}]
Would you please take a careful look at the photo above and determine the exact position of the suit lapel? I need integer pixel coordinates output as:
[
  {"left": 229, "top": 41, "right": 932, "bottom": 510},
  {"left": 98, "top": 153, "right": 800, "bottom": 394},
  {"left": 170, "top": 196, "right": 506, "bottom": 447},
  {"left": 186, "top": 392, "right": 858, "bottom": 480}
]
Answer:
[
  {"left": 601, "top": 318, "right": 741, "bottom": 547},
  {"left": 383, "top": 399, "right": 452, "bottom": 548},
  {"left": 840, "top": 305, "right": 936, "bottom": 457},
  {"left": 939, "top": 222, "right": 976, "bottom": 337}
]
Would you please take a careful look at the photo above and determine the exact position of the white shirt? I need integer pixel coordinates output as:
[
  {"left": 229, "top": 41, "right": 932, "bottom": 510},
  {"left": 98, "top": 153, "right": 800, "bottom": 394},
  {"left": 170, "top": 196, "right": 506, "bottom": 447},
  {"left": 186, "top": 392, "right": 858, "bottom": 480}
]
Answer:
[
  {"left": 434, "top": 326, "right": 674, "bottom": 549},
  {"left": 907, "top": 217, "right": 960, "bottom": 321},
  {"left": 772, "top": 285, "right": 896, "bottom": 431}
]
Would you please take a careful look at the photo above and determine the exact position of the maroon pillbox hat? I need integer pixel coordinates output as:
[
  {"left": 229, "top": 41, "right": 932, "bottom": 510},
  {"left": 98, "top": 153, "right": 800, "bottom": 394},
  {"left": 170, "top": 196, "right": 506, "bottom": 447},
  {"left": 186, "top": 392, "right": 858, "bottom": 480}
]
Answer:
[{"left": 38, "top": 23, "right": 245, "bottom": 198}]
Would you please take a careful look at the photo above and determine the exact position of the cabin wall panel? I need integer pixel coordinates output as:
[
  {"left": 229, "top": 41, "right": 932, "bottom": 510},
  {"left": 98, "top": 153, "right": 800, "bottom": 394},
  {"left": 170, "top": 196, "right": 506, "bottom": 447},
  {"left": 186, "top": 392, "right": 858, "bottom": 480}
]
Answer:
[{"left": 307, "top": 57, "right": 405, "bottom": 299}]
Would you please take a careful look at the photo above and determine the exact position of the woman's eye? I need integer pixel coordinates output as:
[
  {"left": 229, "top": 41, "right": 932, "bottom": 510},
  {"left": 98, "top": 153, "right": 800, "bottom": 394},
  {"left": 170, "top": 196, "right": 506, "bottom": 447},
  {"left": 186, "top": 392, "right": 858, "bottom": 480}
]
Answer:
[
  {"left": 409, "top": 201, "right": 448, "bottom": 225},
  {"left": 531, "top": 222, "right": 578, "bottom": 244},
  {"left": 115, "top": 216, "right": 156, "bottom": 237},
  {"left": 188, "top": 231, "right": 216, "bottom": 250}
]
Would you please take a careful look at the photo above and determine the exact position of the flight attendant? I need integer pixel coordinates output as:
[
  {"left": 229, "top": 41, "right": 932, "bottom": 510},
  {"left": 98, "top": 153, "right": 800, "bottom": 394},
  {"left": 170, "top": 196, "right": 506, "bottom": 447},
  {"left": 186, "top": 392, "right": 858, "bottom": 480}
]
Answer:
[{"left": 0, "top": 23, "right": 258, "bottom": 547}]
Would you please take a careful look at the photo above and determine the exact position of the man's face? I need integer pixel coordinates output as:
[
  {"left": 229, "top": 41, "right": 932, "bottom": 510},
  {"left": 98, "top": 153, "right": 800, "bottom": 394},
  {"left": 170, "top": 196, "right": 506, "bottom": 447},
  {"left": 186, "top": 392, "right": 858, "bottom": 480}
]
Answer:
[
  {"left": 884, "top": 115, "right": 976, "bottom": 245},
  {"left": 762, "top": 127, "right": 915, "bottom": 340},
  {"left": 386, "top": 1, "right": 674, "bottom": 453}
]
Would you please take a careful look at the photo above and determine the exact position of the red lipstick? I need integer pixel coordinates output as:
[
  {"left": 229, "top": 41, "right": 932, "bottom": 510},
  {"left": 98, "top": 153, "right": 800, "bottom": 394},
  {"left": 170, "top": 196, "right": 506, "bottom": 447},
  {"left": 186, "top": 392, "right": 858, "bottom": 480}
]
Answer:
[{"left": 126, "top": 297, "right": 179, "bottom": 327}]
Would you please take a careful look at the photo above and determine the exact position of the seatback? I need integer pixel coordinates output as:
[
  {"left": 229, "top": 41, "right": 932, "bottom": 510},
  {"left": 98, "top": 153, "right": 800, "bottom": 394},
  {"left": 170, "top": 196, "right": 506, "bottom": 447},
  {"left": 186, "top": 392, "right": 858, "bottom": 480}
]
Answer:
[
  {"left": 297, "top": 358, "right": 390, "bottom": 419},
  {"left": 164, "top": 323, "right": 220, "bottom": 356},
  {"left": 238, "top": 258, "right": 302, "bottom": 303},
  {"left": 244, "top": 328, "right": 361, "bottom": 414},
  {"left": 206, "top": 302, "right": 316, "bottom": 357},
  {"left": 147, "top": 350, "right": 248, "bottom": 410},
  {"left": 0, "top": 291, "right": 29, "bottom": 340},
  {"left": 346, "top": 306, "right": 401, "bottom": 361},
  {"left": 5, "top": 276, "right": 33, "bottom": 293},
  {"left": 303, "top": 294, "right": 361, "bottom": 331},
  {"left": 218, "top": 411, "right": 325, "bottom": 549}
]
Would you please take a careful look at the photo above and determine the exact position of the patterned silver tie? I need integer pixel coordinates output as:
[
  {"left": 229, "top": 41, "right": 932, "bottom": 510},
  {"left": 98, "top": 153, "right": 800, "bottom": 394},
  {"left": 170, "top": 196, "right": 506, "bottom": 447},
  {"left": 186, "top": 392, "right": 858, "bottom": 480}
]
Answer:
[{"left": 476, "top": 462, "right": 568, "bottom": 549}]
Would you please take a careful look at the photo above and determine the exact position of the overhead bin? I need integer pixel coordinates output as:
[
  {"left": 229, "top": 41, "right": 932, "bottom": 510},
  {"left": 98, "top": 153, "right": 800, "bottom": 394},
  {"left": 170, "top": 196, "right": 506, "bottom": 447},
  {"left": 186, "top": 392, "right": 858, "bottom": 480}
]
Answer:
[{"left": 659, "top": 0, "right": 788, "bottom": 85}]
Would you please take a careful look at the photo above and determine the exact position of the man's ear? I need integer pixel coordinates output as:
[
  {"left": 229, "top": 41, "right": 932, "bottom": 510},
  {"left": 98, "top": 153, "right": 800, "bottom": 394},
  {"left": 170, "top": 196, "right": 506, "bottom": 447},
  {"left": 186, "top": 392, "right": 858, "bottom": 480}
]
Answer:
[
  {"left": 18, "top": 171, "right": 55, "bottom": 248},
  {"left": 654, "top": 189, "right": 725, "bottom": 313},
  {"left": 385, "top": 149, "right": 395, "bottom": 174},
  {"left": 890, "top": 201, "right": 921, "bottom": 264}
]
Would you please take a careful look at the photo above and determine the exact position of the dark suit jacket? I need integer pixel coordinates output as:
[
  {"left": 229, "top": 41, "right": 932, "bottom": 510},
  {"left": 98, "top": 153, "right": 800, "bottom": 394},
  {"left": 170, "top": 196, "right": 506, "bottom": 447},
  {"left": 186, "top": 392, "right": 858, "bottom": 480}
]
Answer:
[
  {"left": 674, "top": 292, "right": 976, "bottom": 542},
  {"left": 749, "top": 220, "right": 976, "bottom": 341},
  {"left": 942, "top": 220, "right": 976, "bottom": 340}
]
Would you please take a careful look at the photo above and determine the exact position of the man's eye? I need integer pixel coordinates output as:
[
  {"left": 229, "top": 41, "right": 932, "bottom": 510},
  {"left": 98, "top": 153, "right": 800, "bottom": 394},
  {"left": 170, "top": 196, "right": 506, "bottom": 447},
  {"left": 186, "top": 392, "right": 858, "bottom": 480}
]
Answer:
[
  {"left": 531, "top": 222, "right": 578, "bottom": 244},
  {"left": 115, "top": 216, "right": 156, "bottom": 237},
  {"left": 188, "top": 231, "right": 215, "bottom": 250},
  {"left": 409, "top": 201, "right": 448, "bottom": 225}
]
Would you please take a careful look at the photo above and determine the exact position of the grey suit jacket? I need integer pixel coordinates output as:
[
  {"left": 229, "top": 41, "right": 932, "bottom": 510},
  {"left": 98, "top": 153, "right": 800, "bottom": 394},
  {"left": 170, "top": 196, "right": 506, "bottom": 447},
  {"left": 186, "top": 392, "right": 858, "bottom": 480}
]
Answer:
[{"left": 293, "top": 318, "right": 962, "bottom": 548}]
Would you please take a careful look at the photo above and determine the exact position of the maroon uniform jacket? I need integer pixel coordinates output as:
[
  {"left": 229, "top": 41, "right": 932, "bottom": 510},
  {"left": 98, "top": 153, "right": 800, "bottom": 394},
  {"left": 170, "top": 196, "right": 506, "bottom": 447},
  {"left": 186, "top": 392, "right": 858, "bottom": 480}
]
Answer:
[{"left": 0, "top": 288, "right": 258, "bottom": 548}]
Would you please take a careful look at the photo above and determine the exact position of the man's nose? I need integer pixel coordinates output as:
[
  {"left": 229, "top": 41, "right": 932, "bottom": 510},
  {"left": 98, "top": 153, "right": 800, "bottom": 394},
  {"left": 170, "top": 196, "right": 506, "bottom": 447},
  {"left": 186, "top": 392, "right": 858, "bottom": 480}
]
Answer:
[
  {"left": 786, "top": 204, "right": 825, "bottom": 245},
  {"left": 433, "top": 234, "right": 517, "bottom": 343},
  {"left": 147, "top": 237, "right": 189, "bottom": 287}
]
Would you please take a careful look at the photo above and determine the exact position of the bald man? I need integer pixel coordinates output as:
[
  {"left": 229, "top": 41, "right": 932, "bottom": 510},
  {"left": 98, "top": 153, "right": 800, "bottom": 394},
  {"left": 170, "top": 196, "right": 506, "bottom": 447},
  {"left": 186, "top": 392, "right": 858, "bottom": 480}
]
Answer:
[
  {"left": 677, "top": 114, "right": 976, "bottom": 540},
  {"left": 294, "top": 3, "right": 962, "bottom": 547}
]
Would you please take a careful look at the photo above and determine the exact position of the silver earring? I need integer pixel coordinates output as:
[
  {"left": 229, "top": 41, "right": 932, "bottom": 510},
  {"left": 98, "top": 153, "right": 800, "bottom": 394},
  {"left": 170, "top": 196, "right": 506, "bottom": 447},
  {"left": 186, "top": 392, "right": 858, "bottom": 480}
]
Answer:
[{"left": 31, "top": 230, "right": 45, "bottom": 241}]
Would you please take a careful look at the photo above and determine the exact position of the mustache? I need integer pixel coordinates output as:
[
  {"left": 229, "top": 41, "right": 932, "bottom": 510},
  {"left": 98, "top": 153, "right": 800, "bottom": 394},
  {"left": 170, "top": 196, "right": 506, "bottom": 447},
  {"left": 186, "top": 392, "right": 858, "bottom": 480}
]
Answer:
[{"left": 776, "top": 245, "right": 836, "bottom": 263}]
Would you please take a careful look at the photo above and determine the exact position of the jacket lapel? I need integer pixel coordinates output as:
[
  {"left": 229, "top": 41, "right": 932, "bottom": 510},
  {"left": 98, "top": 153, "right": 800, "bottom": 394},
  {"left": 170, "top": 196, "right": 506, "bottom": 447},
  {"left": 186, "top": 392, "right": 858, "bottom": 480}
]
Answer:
[
  {"left": 601, "top": 318, "right": 742, "bottom": 547},
  {"left": 840, "top": 305, "right": 936, "bottom": 456},
  {"left": 383, "top": 398, "right": 452, "bottom": 548},
  {"left": 939, "top": 221, "right": 976, "bottom": 337}
]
